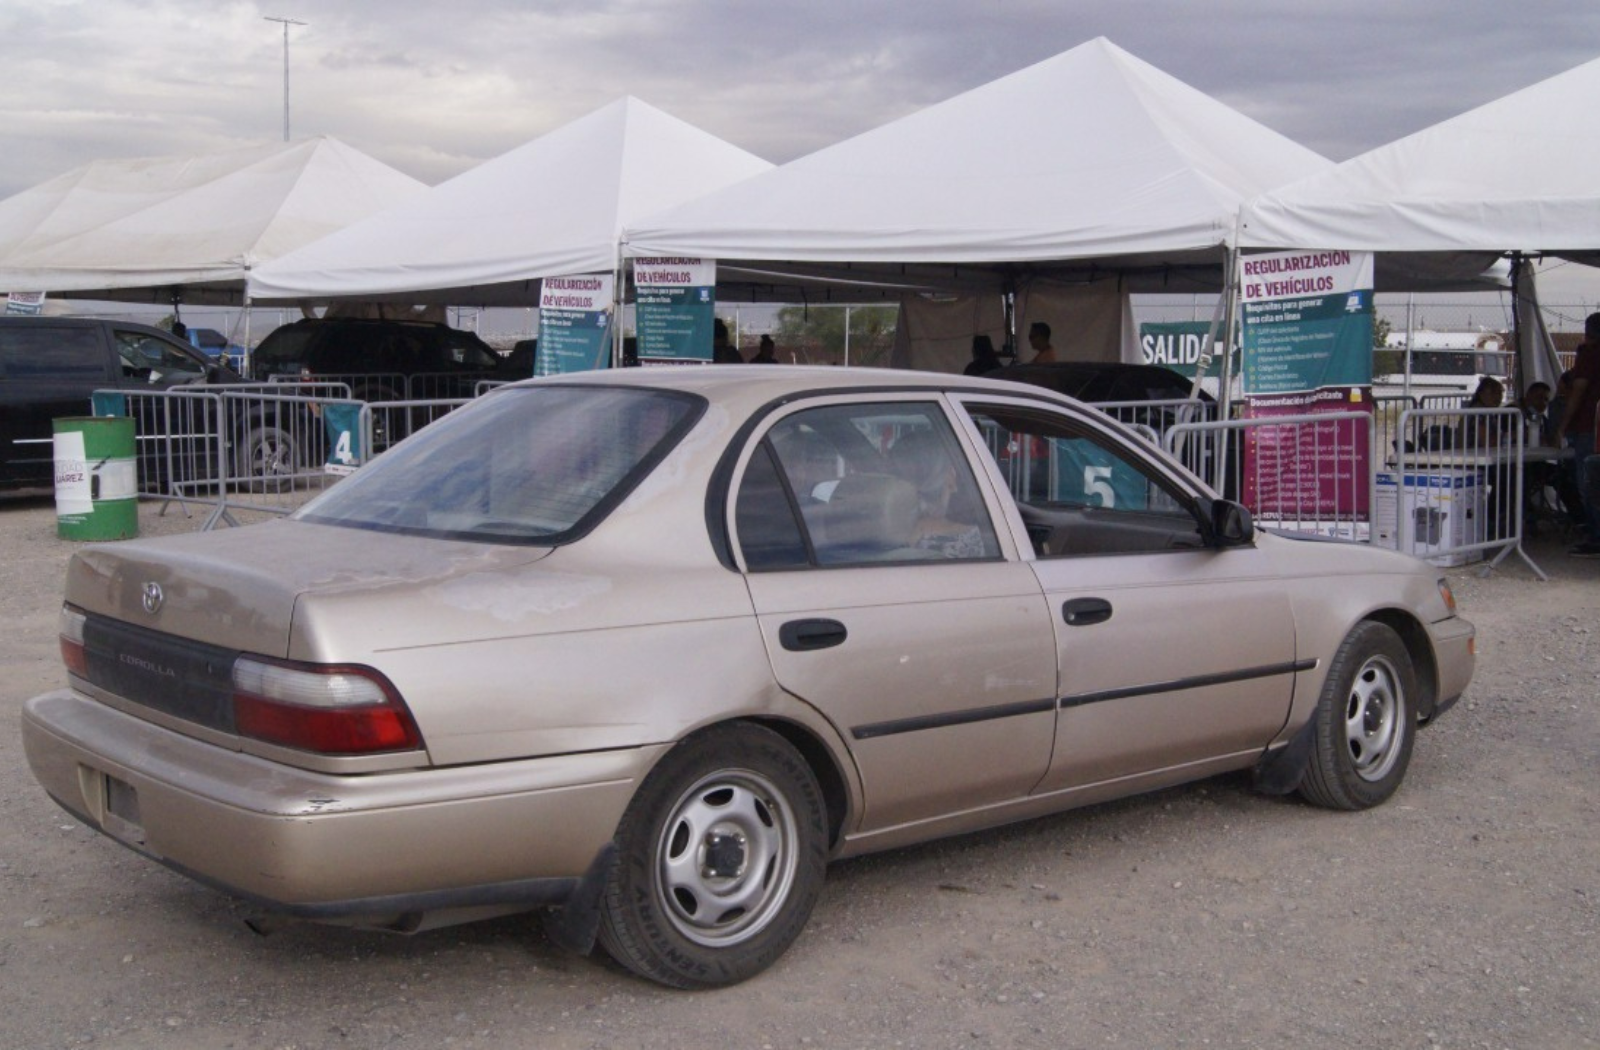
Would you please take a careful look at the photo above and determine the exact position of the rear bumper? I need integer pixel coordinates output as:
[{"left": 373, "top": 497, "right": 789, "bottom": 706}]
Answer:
[{"left": 23, "top": 689, "right": 659, "bottom": 920}]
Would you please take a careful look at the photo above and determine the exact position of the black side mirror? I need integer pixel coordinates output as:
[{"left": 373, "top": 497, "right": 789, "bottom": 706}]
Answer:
[{"left": 1201, "top": 498, "right": 1254, "bottom": 548}]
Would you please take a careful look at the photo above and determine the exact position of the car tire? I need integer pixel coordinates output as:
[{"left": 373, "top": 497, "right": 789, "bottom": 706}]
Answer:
[
  {"left": 235, "top": 424, "right": 299, "bottom": 493},
  {"left": 597, "top": 723, "right": 827, "bottom": 989},
  {"left": 1298, "top": 621, "right": 1417, "bottom": 811}
]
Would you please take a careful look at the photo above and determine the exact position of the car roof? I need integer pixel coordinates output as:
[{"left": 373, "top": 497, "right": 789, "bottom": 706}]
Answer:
[
  {"left": 1000, "top": 361, "right": 1187, "bottom": 387},
  {"left": 285, "top": 317, "right": 457, "bottom": 330},
  {"left": 0, "top": 316, "right": 177, "bottom": 337},
  {"left": 521, "top": 364, "right": 1082, "bottom": 416}
]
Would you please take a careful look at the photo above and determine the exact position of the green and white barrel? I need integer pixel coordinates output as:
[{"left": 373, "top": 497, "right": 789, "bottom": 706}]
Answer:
[{"left": 53, "top": 417, "right": 139, "bottom": 541}]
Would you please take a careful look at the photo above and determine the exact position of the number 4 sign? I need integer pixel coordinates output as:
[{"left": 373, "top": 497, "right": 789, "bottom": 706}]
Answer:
[{"left": 323, "top": 403, "right": 364, "bottom": 476}]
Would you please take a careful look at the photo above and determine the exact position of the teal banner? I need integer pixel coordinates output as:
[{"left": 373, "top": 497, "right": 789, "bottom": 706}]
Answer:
[
  {"left": 634, "top": 258, "right": 716, "bottom": 363},
  {"left": 536, "top": 274, "right": 615, "bottom": 375},
  {"left": 1240, "top": 250, "right": 1374, "bottom": 395},
  {"left": 323, "top": 403, "right": 364, "bottom": 475},
  {"left": 91, "top": 391, "right": 128, "bottom": 416}
]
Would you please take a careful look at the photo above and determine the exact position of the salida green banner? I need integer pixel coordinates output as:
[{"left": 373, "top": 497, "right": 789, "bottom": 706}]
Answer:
[
  {"left": 1137, "top": 321, "right": 1232, "bottom": 377},
  {"left": 634, "top": 258, "right": 716, "bottom": 363}
]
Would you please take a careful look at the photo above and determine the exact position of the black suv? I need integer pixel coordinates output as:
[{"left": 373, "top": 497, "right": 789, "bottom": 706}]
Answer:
[
  {"left": 251, "top": 318, "right": 509, "bottom": 400},
  {"left": 0, "top": 317, "right": 266, "bottom": 492}
]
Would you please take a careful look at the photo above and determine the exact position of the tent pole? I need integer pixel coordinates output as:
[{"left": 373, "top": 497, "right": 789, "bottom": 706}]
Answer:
[
  {"left": 1509, "top": 253, "right": 1525, "bottom": 397},
  {"left": 1216, "top": 221, "right": 1242, "bottom": 492},
  {"left": 1402, "top": 295, "right": 1415, "bottom": 400},
  {"left": 614, "top": 251, "right": 627, "bottom": 369},
  {"left": 243, "top": 285, "right": 253, "bottom": 377}
]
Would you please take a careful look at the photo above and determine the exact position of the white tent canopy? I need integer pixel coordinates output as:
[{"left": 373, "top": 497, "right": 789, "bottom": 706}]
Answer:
[
  {"left": 1239, "top": 53, "right": 1600, "bottom": 257},
  {"left": 0, "top": 137, "right": 426, "bottom": 304},
  {"left": 625, "top": 37, "right": 1332, "bottom": 292},
  {"left": 248, "top": 97, "right": 773, "bottom": 306}
]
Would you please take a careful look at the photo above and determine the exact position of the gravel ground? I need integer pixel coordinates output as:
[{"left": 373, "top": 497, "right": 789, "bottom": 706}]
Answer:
[{"left": 1, "top": 493, "right": 1596, "bottom": 1050}]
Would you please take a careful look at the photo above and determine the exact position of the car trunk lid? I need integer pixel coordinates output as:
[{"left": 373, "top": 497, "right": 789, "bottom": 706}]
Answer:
[{"left": 63, "top": 519, "right": 552, "bottom": 734}]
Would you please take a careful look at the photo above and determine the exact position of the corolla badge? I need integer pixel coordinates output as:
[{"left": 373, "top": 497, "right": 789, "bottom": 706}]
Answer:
[{"left": 141, "top": 581, "right": 164, "bottom": 615}]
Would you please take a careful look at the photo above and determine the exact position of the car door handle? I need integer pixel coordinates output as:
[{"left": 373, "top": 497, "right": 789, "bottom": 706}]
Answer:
[
  {"left": 1062, "top": 598, "right": 1113, "bottom": 627},
  {"left": 779, "top": 618, "right": 849, "bottom": 652}
]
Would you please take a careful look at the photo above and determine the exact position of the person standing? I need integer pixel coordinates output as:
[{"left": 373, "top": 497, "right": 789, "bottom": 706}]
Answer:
[
  {"left": 712, "top": 319, "right": 743, "bottom": 363},
  {"left": 1556, "top": 312, "right": 1600, "bottom": 556},
  {"left": 964, "top": 335, "right": 1003, "bottom": 376},
  {"left": 1026, "top": 322, "right": 1057, "bottom": 364},
  {"left": 749, "top": 334, "right": 778, "bottom": 363}
]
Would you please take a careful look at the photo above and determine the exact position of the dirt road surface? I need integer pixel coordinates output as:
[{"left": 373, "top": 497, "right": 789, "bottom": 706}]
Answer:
[{"left": 2, "top": 494, "right": 1596, "bottom": 1050}]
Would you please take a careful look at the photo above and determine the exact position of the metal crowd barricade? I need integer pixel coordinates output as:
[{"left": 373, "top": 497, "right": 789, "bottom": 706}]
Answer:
[
  {"left": 272, "top": 372, "right": 409, "bottom": 402},
  {"left": 474, "top": 379, "right": 513, "bottom": 397},
  {"left": 93, "top": 383, "right": 360, "bottom": 530},
  {"left": 1372, "top": 394, "right": 1418, "bottom": 471},
  {"left": 1392, "top": 406, "right": 1541, "bottom": 579},
  {"left": 91, "top": 388, "right": 228, "bottom": 514},
  {"left": 1090, "top": 398, "right": 1217, "bottom": 440},
  {"left": 1418, "top": 392, "right": 1467, "bottom": 412},
  {"left": 406, "top": 371, "right": 502, "bottom": 400},
  {"left": 1165, "top": 411, "right": 1377, "bottom": 542},
  {"left": 207, "top": 387, "right": 362, "bottom": 527},
  {"left": 360, "top": 398, "right": 473, "bottom": 459}
]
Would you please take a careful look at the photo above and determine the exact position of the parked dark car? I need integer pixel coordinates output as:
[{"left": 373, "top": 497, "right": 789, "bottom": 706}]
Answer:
[
  {"left": 251, "top": 318, "right": 508, "bottom": 401},
  {"left": 182, "top": 326, "right": 245, "bottom": 370},
  {"left": 996, "top": 361, "right": 1208, "bottom": 404},
  {"left": 0, "top": 317, "right": 284, "bottom": 492}
]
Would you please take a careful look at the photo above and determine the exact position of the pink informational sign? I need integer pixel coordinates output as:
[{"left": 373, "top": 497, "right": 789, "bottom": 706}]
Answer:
[{"left": 1241, "top": 387, "right": 1373, "bottom": 520}]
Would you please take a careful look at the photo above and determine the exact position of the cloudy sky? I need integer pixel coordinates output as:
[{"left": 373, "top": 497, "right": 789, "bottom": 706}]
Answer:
[{"left": 4, "top": 0, "right": 1600, "bottom": 299}]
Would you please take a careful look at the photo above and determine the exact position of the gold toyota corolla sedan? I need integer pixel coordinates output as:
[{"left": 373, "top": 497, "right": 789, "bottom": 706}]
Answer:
[{"left": 23, "top": 366, "right": 1475, "bottom": 988}]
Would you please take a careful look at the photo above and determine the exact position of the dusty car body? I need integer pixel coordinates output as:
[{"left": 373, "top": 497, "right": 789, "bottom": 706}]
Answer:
[{"left": 23, "top": 366, "right": 1475, "bottom": 988}]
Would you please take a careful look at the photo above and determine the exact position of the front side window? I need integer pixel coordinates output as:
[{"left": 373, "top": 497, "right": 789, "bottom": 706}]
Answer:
[
  {"left": 114, "top": 330, "right": 206, "bottom": 383},
  {"left": 965, "top": 403, "right": 1203, "bottom": 557},
  {"left": 297, "top": 385, "right": 702, "bottom": 544},
  {"left": 735, "top": 401, "right": 999, "bottom": 569}
]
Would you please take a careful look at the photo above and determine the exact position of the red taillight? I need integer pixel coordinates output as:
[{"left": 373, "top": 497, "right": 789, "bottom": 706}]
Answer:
[
  {"left": 231, "top": 657, "right": 422, "bottom": 755},
  {"left": 60, "top": 605, "right": 87, "bottom": 678}
]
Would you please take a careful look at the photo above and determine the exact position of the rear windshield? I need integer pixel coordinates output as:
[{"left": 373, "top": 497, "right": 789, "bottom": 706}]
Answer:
[
  {"left": 252, "top": 325, "right": 316, "bottom": 377},
  {"left": 296, "top": 385, "right": 705, "bottom": 545}
]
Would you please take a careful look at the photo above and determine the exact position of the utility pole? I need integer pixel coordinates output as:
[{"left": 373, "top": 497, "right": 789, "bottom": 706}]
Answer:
[{"left": 263, "top": 16, "right": 307, "bottom": 142}]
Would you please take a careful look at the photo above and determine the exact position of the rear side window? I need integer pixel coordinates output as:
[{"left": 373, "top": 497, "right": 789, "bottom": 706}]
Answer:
[
  {"left": 734, "top": 444, "right": 810, "bottom": 571},
  {"left": 0, "top": 326, "right": 105, "bottom": 378}
]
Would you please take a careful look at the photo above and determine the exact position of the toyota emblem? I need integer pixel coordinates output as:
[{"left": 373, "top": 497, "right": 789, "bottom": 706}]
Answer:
[{"left": 141, "top": 581, "right": 164, "bottom": 615}]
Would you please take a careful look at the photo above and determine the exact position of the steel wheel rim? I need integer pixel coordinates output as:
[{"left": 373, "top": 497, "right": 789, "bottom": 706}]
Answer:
[
  {"left": 1345, "top": 654, "right": 1405, "bottom": 782},
  {"left": 653, "top": 768, "right": 799, "bottom": 948},
  {"left": 255, "top": 436, "right": 291, "bottom": 475}
]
